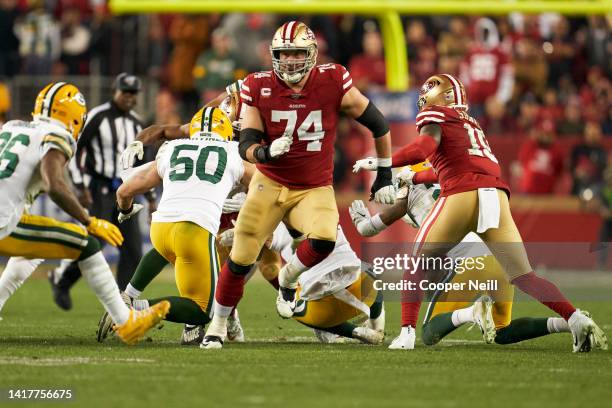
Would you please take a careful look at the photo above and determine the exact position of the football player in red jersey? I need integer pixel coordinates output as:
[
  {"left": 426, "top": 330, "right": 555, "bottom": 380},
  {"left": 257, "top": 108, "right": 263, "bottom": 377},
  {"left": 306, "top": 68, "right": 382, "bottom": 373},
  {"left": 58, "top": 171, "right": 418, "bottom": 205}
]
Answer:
[
  {"left": 356, "top": 74, "right": 607, "bottom": 353},
  {"left": 202, "top": 21, "right": 395, "bottom": 349}
]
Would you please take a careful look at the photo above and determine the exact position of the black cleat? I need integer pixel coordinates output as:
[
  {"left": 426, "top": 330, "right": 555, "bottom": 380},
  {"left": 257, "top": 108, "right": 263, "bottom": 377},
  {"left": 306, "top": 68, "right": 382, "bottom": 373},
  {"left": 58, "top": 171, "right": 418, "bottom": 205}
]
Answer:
[
  {"left": 181, "top": 324, "right": 205, "bottom": 345},
  {"left": 200, "top": 335, "right": 224, "bottom": 349},
  {"left": 48, "top": 270, "right": 72, "bottom": 310}
]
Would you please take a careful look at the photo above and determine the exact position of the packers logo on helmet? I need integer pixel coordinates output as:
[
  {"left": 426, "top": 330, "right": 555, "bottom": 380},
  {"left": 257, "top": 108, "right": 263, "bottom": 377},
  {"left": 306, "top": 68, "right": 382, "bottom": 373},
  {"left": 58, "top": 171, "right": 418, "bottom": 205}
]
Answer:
[
  {"left": 270, "top": 21, "right": 318, "bottom": 84},
  {"left": 189, "top": 107, "right": 233, "bottom": 141},
  {"left": 417, "top": 74, "right": 468, "bottom": 112},
  {"left": 32, "top": 82, "right": 87, "bottom": 140}
]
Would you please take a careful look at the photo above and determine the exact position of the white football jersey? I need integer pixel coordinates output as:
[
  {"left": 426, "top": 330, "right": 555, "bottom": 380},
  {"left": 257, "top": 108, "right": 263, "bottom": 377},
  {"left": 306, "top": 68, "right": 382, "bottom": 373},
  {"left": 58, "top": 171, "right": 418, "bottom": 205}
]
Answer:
[
  {"left": 406, "top": 183, "right": 491, "bottom": 258},
  {"left": 153, "top": 137, "right": 244, "bottom": 235},
  {"left": 269, "top": 223, "right": 361, "bottom": 300},
  {"left": 0, "top": 119, "right": 75, "bottom": 239}
]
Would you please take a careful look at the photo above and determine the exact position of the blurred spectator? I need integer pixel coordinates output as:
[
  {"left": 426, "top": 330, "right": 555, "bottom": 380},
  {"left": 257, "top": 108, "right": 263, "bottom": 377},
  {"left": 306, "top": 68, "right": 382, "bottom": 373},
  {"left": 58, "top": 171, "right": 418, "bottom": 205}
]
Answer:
[
  {"left": 348, "top": 24, "right": 386, "bottom": 92},
  {"left": 15, "top": 1, "right": 61, "bottom": 75},
  {"left": 538, "top": 88, "right": 563, "bottom": 123},
  {"left": 221, "top": 13, "right": 276, "bottom": 72},
  {"left": 584, "top": 16, "right": 611, "bottom": 78},
  {"left": 149, "top": 88, "right": 182, "bottom": 126},
  {"left": 557, "top": 97, "right": 585, "bottom": 136},
  {"left": 513, "top": 37, "right": 548, "bottom": 99},
  {"left": 59, "top": 7, "right": 90, "bottom": 75},
  {"left": 0, "top": 0, "right": 20, "bottom": 77},
  {"left": 480, "top": 97, "right": 513, "bottom": 135},
  {"left": 406, "top": 19, "right": 436, "bottom": 87},
  {"left": 193, "top": 27, "right": 246, "bottom": 103},
  {"left": 543, "top": 16, "right": 575, "bottom": 87},
  {"left": 437, "top": 16, "right": 470, "bottom": 77},
  {"left": 146, "top": 14, "right": 168, "bottom": 80},
  {"left": 0, "top": 81, "right": 10, "bottom": 125},
  {"left": 597, "top": 167, "right": 612, "bottom": 269},
  {"left": 517, "top": 120, "right": 564, "bottom": 194},
  {"left": 515, "top": 94, "right": 540, "bottom": 135},
  {"left": 570, "top": 121, "right": 608, "bottom": 196},
  {"left": 167, "top": 15, "right": 209, "bottom": 118},
  {"left": 460, "top": 18, "right": 514, "bottom": 117},
  {"left": 88, "top": 3, "right": 112, "bottom": 75}
]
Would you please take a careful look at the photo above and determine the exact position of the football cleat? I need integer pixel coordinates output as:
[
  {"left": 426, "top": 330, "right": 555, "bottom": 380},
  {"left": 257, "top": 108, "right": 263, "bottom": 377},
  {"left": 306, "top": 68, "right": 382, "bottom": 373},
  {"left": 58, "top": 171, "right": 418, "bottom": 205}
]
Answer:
[
  {"left": 48, "top": 268, "right": 72, "bottom": 311},
  {"left": 96, "top": 292, "right": 134, "bottom": 343},
  {"left": 276, "top": 286, "right": 296, "bottom": 319},
  {"left": 569, "top": 309, "right": 608, "bottom": 353},
  {"left": 388, "top": 326, "right": 416, "bottom": 350},
  {"left": 366, "top": 304, "right": 386, "bottom": 333},
  {"left": 472, "top": 295, "right": 496, "bottom": 344},
  {"left": 113, "top": 301, "right": 170, "bottom": 346},
  {"left": 200, "top": 335, "right": 224, "bottom": 350},
  {"left": 352, "top": 326, "right": 384, "bottom": 345},
  {"left": 313, "top": 328, "right": 342, "bottom": 343},
  {"left": 227, "top": 309, "right": 245, "bottom": 342},
  {"left": 181, "top": 324, "right": 205, "bottom": 346}
]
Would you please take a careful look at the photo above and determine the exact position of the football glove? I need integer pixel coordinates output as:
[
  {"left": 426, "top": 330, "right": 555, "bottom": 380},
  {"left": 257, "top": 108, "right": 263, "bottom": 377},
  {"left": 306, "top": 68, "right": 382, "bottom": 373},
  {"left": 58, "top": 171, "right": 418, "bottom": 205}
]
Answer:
[
  {"left": 396, "top": 167, "right": 416, "bottom": 187},
  {"left": 219, "top": 228, "right": 234, "bottom": 247},
  {"left": 269, "top": 135, "right": 293, "bottom": 158},
  {"left": 352, "top": 157, "right": 378, "bottom": 173},
  {"left": 117, "top": 203, "right": 144, "bottom": 224},
  {"left": 349, "top": 200, "right": 387, "bottom": 237},
  {"left": 120, "top": 141, "right": 144, "bottom": 170},
  {"left": 222, "top": 192, "right": 247, "bottom": 214},
  {"left": 371, "top": 166, "right": 395, "bottom": 204},
  {"left": 87, "top": 217, "right": 124, "bottom": 247}
]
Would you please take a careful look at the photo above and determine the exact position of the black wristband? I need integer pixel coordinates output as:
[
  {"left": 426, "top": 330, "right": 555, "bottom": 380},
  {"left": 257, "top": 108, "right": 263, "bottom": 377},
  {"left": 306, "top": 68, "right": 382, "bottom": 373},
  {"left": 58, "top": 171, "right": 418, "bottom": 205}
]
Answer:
[
  {"left": 119, "top": 204, "right": 133, "bottom": 214},
  {"left": 253, "top": 145, "right": 272, "bottom": 163}
]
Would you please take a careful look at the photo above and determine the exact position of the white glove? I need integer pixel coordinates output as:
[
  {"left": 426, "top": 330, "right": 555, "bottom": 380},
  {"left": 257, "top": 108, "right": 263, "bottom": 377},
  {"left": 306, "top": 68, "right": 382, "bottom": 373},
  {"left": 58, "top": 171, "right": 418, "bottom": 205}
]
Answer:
[
  {"left": 219, "top": 228, "right": 234, "bottom": 247},
  {"left": 269, "top": 135, "right": 293, "bottom": 158},
  {"left": 349, "top": 200, "right": 387, "bottom": 237},
  {"left": 222, "top": 192, "right": 247, "bottom": 214},
  {"left": 352, "top": 157, "right": 378, "bottom": 173},
  {"left": 396, "top": 167, "right": 416, "bottom": 187},
  {"left": 117, "top": 203, "right": 144, "bottom": 223},
  {"left": 120, "top": 141, "right": 144, "bottom": 169},
  {"left": 373, "top": 185, "right": 396, "bottom": 205}
]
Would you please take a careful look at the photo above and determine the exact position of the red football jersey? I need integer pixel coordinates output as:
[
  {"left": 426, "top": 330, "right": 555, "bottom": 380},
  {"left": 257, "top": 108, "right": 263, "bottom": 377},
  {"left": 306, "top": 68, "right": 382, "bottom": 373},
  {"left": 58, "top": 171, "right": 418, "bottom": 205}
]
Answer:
[
  {"left": 463, "top": 46, "right": 509, "bottom": 105},
  {"left": 240, "top": 63, "right": 353, "bottom": 189},
  {"left": 416, "top": 105, "right": 510, "bottom": 196}
]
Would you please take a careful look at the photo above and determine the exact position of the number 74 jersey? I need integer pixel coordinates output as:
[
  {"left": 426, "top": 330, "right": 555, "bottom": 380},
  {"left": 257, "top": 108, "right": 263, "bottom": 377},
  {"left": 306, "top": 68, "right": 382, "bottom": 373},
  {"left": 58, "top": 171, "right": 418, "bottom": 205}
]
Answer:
[
  {"left": 240, "top": 63, "right": 353, "bottom": 189},
  {"left": 416, "top": 105, "right": 510, "bottom": 197},
  {"left": 154, "top": 137, "right": 244, "bottom": 235}
]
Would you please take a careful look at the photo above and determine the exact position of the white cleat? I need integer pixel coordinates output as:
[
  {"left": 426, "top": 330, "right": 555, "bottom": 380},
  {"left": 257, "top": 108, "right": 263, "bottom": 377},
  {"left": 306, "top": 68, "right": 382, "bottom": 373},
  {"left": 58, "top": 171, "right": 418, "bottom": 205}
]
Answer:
[
  {"left": 313, "top": 328, "right": 342, "bottom": 343},
  {"left": 200, "top": 335, "right": 223, "bottom": 350},
  {"left": 366, "top": 304, "right": 385, "bottom": 333},
  {"left": 353, "top": 326, "right": 384, "bottom": 345},
  {"left": 276, "top": 287, "right": 296, "bottom": 319},
  {"left": 388, "top": 326, "right": 416, "bottom": 350},
  {"left": 227, "top": 309, "right": 245, "bottom": 342},
  {"left": 569, "top": 309, "right": 608, "bottom": 353},
  {"left": 472, "top": 295, "right": 496, "bottom": 344}
]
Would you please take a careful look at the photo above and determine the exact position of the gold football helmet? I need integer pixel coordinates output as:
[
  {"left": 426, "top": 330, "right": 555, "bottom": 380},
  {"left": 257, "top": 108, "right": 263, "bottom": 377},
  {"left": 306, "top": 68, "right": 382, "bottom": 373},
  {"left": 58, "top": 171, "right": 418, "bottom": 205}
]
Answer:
[
  {"left": 189, "top": 106, "right": 233, "bottom": 141},
  {"left": 32, "top": 82, "right": 87, "bottom": 140},
  {"left": 270, "top": 21, "right": 318, "bottom": 84},
  {"left": 417, "top": 74, "right": 468, "bottom": 111},
  {"left": 219, "top": 79, "right": 242, "bottom": 135}
]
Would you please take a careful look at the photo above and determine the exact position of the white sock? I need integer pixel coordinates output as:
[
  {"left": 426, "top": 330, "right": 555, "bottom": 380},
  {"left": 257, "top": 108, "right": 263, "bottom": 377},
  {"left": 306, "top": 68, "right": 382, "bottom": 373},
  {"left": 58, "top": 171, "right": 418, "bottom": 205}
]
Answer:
[
  {"left": 0, "top": 257, "right": 43, "bottom": 311},
  {"left": 78, "top": 252, "right": 130, "bottom": 325},
  {"left": 125, "top": 283, "right": 142, "bottom": 299},
  {"left": 279, "top": 255, "right": 307, "bottom": 288},
  {"left": 205, "top": 302, "right": 232, "bottom": 338},
  {"left": 547, "top": 317, "right": 570, "bottom": 333},
  {"left": 451, "top": 306, "right": 475, "bottom": 327},
  {"left": 133, "top": 299, "right": 150, "bottom": 311}
]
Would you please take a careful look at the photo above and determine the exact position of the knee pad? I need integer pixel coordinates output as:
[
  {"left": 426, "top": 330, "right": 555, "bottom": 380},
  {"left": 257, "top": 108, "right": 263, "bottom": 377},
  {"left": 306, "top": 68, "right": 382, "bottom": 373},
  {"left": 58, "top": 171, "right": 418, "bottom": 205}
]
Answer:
[
  {"left": 228, "top": 258, "right": 254, "bottom": 276},
  {"left": 309, "top": 238, "right": 335, "bottom": 256}
]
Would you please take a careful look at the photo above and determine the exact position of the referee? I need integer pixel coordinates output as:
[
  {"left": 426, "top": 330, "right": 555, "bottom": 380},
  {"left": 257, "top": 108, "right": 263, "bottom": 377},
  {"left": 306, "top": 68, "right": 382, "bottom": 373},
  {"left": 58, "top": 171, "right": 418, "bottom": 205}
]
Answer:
[{"left": 49, "top": 73, "right": 157, "bottom": 310}]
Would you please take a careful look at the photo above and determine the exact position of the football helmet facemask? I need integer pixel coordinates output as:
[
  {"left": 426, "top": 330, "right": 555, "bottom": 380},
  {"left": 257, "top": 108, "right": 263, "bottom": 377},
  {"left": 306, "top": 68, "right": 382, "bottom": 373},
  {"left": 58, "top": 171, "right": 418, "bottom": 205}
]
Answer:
[
  {"left": 219, "top": 79, "right": 243, "bottom": 139},
  {"left": 270, "top": 21, "right": 318, "bottom": 84},
  {"left": 189, "top": 106, "right": 233, "bottom": 141},
  {"left": 32, "top": 82, "right": 87, "bottom": 140},
  {"left": 417, "top": 74, "right": 468, "bottom": 112}
]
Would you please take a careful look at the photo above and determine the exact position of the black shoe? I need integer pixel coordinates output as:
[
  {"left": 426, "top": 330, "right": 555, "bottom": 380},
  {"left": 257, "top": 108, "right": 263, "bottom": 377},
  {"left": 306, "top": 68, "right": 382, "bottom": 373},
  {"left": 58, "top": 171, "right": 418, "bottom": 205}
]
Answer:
[
  {"left": 181, "top": 324, "right": 205, "bottom": 345},
  {"left": 48, "top": 270, "right": 72, "bottom": 311}
]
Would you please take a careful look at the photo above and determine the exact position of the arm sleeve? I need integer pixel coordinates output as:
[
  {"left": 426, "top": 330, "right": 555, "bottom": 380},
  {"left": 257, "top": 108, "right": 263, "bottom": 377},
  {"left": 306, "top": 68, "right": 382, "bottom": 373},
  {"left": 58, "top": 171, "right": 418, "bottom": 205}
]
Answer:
[
  {"left": 413, "top": 168, "right": 438, "bottom": 184},
  {"left": 392, "top": 135, "right": 438, "bottom": 167}
]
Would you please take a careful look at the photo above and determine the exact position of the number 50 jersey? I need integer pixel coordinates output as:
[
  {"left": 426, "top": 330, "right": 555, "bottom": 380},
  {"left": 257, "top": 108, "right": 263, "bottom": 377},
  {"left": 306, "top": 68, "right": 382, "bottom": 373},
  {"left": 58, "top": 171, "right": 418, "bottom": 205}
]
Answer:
[
  {"left": 240, "top": 63, "right": 353, "bottom": 189},
  {"left": 154, "top": 137, "right": 244, "bottom": 235},
  {"left": 416, "top": 105, "right": 510, "bottom": 197}
]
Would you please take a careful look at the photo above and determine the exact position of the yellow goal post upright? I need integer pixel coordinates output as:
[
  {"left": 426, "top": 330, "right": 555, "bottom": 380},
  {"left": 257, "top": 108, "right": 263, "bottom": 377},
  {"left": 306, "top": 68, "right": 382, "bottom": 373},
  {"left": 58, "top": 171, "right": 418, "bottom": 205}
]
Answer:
[{"left": 110, "top": 0, "right": 611, "bottom": 91}]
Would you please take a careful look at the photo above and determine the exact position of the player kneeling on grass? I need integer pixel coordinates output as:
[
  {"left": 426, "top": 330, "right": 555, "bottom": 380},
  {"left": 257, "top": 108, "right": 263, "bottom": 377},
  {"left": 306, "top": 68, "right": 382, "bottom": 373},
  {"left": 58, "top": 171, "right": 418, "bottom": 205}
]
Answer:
[
  {"left": 349, "top": 176, "right": 608, "bottom": 350},
  {"left": 220, "top": 222, "right": 385, "bottom": 344},
  {"left": 97, "top": 107, "right": 254, "bottom": 346},
  {"left": 0, "top": 82, "right": 169, "bottom": 345}
]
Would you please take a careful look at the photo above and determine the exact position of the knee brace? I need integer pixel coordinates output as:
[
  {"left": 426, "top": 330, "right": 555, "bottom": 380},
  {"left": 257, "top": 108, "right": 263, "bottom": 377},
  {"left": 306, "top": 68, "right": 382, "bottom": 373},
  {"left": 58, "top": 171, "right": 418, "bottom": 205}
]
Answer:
[{"left": 309, "top": 238, "right": 335, "bottom": 256}]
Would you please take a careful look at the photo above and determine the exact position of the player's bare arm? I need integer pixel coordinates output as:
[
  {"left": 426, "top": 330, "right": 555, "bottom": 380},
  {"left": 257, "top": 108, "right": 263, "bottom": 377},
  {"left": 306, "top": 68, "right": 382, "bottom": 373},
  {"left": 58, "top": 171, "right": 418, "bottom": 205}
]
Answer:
[
  {"left": 116, "top": 161, "right": 162, "bottom": 211},
  {"left": 341, "top": 86, "right": 395, "bottom": 204},
  {"left": 240, "top": 160, "right": 256, "bottom": 187},
  {"left": 40, "top": 148, "right": 91, "bottom": 226}
]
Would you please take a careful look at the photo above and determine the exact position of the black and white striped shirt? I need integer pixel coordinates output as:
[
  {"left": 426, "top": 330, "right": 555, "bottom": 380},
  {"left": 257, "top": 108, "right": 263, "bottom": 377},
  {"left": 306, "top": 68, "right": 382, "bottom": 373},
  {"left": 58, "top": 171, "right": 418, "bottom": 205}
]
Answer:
[{"left": 72, "top": 101, "right": 143, "bottom": 184}]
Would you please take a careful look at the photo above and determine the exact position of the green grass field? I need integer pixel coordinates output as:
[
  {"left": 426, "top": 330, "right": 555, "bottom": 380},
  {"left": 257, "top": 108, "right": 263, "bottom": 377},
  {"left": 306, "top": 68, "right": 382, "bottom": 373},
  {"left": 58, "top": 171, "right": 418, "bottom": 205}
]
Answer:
[{"left": 1, "top": 270, "right": 611, "bottom": 408}]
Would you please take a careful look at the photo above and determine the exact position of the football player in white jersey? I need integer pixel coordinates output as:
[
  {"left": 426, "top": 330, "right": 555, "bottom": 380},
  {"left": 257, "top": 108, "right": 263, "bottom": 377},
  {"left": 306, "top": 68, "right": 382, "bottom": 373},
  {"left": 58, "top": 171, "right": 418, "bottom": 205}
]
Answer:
[
  {"left": 0, "top": 82, "right": 169, "bottom": 345},
  {"left": 96, "top": 107, "right": 254, "bottom": 345},
  {"left": 350, "top": 167, "right": 607, "bottom": 351}
]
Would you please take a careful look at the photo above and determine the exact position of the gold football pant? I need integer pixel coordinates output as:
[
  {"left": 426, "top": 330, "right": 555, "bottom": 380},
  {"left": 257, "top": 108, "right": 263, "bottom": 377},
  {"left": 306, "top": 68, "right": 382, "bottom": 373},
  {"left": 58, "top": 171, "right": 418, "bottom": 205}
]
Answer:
[
  {"left": 0, "top": 214, "right": 88, "bottom": 260},
  {"left": 423, "top": 255, "right": 514, "bottom": 329},
  {"left": 230, "top": 170, "right": 339, "bottom": 266},
  {"left": 150, "top": 222, "right": 218, "bottom": 314},
  {"left": 415, "top": 189, "right": 532, "bottom": 281},
  {"left": 293, "top": 272, "right": 378, "bottom": 329}
]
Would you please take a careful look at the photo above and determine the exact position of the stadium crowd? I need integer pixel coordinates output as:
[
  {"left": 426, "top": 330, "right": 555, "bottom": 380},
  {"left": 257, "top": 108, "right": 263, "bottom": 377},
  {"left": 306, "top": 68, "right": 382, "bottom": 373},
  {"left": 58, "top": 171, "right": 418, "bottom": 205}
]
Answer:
[{"left": 0, "top": 0, "right": 610, "bottom": 198}]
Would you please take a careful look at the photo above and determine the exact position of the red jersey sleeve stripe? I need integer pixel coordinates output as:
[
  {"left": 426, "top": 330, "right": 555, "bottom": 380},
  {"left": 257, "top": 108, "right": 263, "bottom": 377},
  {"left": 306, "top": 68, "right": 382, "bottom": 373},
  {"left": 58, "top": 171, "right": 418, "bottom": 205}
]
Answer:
[
  {"left": 416, "top": 117, "right": 445, "bottom": 126},
  {"left": 241, "top": 84, "right": 250, "bottom": 92},
  {"left": 240, "top": 92, "right": 252, "bottom": 102},
  {"left": 342, "top": 71, "right": 350, "bottom": 80},
  {"left": 343, "top": 79, "right": 353, "bottom": 90},
  {"left": 416, "top": 111, "right": 444, "bottom": 119}
]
